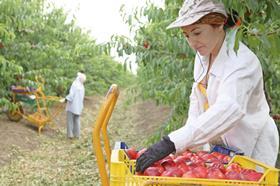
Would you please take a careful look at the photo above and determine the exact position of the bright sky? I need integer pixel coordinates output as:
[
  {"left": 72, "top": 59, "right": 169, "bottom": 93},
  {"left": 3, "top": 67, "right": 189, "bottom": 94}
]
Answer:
[{"left": 49, "top": 0, "right": 164, "bottom": 44}]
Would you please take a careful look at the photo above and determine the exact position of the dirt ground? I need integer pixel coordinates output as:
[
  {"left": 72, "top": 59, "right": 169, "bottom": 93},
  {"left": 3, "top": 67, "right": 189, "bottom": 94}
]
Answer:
[{"left": 0, "top": 89, "right": 171, "bottom": 185}]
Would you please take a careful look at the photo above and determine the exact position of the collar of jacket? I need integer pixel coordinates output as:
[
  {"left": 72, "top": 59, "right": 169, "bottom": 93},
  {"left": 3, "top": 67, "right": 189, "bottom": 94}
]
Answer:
[{"left": 197, "top": 32, "right": 236, "bottom": 80}]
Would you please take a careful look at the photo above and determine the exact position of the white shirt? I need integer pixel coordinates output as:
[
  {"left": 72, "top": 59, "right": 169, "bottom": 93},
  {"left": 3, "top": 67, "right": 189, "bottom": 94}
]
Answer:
[{"left": 169, "top": 34, "right": 279, "bottom": 166}]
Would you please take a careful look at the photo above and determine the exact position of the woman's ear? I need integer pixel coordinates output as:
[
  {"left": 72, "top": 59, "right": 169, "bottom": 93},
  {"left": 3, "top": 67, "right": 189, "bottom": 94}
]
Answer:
[
  {"left": 213, "top": 24, "right": 224, "bottom": 32},
  {"left": 215, "top": 24, "right": 224, "bottom": 33}
]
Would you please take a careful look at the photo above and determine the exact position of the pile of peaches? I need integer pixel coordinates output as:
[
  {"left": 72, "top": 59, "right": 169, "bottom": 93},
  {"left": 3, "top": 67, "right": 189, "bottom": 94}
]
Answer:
[{"left": 125, "top": 148, "right": 263, "bottom": 181}]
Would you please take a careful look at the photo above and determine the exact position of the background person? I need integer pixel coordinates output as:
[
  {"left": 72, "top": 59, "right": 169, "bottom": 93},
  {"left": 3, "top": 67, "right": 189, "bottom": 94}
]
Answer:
[
  {"left": 65, "top": 72, "right": 86, "bottom": 139},
  {"left": 136, "top": 0, "right": 279, "bottom": 172}
]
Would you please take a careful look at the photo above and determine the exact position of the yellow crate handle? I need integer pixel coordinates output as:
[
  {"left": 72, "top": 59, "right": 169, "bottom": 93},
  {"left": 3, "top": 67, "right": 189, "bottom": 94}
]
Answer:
[{"left": 92, "top": 84, "right": 119, "bottom": 186}]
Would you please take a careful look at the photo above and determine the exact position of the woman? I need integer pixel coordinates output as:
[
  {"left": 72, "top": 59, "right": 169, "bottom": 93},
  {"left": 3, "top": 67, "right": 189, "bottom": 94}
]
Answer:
[
  {"left": 65, "top": 72, "right": 86, "bottom": 139},
  {"left": 136, "top": 0, "right": 279, "bottom": 172}
]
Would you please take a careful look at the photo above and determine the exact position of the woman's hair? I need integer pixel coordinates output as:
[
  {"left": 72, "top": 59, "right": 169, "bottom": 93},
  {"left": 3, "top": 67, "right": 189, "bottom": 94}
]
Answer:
[
  {"left": 195, "top": 10, "right": 241, "bottom": 29},
  {"left": 195, "top": 12, "right": 226, "bottom": 25}
]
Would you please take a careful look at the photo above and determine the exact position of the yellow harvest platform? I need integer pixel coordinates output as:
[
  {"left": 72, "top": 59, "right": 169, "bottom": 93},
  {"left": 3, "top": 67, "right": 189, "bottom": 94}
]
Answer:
[
  {"left": 92, "top": 84, "right": 279, "bottom": 186},
  {"left": 7, "top": 77, "right": 64, "bottom": 134}
]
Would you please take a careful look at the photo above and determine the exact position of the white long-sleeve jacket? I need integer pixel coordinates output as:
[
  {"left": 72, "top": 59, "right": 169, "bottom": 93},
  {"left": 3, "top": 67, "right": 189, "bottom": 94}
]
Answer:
[
  {"left": 169, "top": 35, "right": 279, "bottom": 166},
  {"left": 66, "top": 78, "right": 85, "bottom": 115}
]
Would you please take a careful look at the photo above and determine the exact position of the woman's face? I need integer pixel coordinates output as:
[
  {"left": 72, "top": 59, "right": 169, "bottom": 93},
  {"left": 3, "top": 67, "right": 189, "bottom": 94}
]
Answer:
[{"left": 181, "top": 24, "right": 224, "bottom": 56}]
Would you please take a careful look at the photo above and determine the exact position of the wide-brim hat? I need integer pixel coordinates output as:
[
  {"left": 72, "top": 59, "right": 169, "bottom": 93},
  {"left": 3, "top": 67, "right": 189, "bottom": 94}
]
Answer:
[{"left": 167, "top": 0, "right": 227, "bottom": 29}]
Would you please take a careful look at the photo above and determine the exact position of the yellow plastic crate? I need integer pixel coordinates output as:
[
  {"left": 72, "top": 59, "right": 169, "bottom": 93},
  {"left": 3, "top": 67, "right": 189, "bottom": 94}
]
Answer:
[{"left": 110, "top": 149, "right": 279, "bottom": 186}]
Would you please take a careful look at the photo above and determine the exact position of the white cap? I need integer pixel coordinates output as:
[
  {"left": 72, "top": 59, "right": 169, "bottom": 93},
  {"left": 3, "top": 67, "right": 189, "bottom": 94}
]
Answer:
[
  {"left": 167, "top": 0, "right": 227, "bottom": 29},
  {"left": 77, "top": 72, "right": 86, "bottom": 83}
]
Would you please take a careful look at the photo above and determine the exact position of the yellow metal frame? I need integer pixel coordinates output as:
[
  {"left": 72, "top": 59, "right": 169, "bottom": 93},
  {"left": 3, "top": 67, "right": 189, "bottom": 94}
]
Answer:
[
  {"left": 92, "top": 84, "right": 119, "bottom": 186},
  {"left": 8, "top": 77, "right": 64, "bottom": 134}
]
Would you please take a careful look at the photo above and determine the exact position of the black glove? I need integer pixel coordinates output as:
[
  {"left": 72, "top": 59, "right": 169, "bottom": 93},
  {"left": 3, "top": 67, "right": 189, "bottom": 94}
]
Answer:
[{"left": 136, "top": 136, "right": 175, "bottom": 172}]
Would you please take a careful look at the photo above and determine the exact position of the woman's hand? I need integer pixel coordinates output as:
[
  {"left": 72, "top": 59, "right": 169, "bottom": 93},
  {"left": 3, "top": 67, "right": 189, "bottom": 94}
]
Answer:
[{"left": 135, "top": 136, "right": 175, "bottom": 172}]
